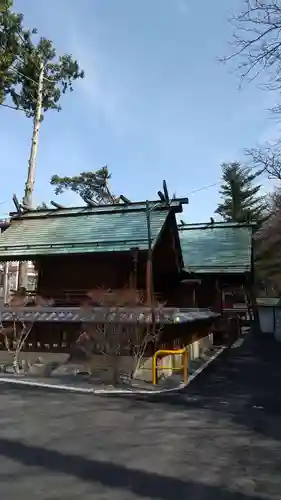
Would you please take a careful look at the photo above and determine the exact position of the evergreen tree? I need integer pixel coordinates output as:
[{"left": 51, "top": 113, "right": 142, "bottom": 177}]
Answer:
[
  {"left": 0, "top": 0, "right": 84, "bottom": 288},
  {"left": 215, "top": 162, "right": 266, "bottom": 223},
  {"left": 0, "top": 0, "right": 84, "bottom": 207},
  {"left": 50, "top": 166, "right": 119, "bottom": 204}
]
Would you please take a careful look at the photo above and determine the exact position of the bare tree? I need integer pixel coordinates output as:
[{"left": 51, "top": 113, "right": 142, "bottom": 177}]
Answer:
[
  {"left": 255, "top": 186, "right": 281, "bottom": 291},
  {"left": 0, "top": 288, "right": 33, "bottom": 373},
  {"left": 0, "top": 286, "right": 164, "bottom": 384},
  {"left": 246, "top": 144, "right": 281, "bottom": 181},
  {"left": 0, "top": 290, "right": 54, "bottom": 374},
  {"left": 223, "top": 1, "right": 281, "bottom": 94},
  {"left": 222, "top": 2, "right": 281, "bottom": 181},
  {"left": 67, "top": 287, "right": 164, "bottom": 385}
]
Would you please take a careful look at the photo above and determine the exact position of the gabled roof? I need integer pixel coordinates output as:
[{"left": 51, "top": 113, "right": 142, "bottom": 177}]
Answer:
[
  {"left": 0, "top": 200, "right": 183, "bottom": 259},
  {"left": 178, "top": 222, "right": 254, "bottom": 274}
]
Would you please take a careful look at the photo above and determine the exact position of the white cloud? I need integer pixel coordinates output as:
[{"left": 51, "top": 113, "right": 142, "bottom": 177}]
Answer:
[
  {"left": 19, "top": 1, "right": 136, "bottom": 137},
  {"left": 68, "top": 35, "right": 137, "bottom": 137}
]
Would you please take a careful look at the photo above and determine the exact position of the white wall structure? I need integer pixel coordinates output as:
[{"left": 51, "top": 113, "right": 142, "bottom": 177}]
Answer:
[{"left": 0, "top": 261, "right": 37, "bottom": 301}]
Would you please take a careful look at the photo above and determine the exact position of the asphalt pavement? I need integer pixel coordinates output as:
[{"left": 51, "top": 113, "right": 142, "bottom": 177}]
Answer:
[{"left": 0, "top": 332, "right": 280, "bottom": 499}]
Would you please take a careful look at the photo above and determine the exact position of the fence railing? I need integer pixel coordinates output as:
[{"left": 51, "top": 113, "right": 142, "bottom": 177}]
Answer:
[{"left": 152, "top": 348, "right": 188, "bottom": 385}]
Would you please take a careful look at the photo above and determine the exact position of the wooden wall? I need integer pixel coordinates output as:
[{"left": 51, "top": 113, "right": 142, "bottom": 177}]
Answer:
[
  {"left": 34, "top": 213, "right": 182, "bottom": 305},
  {"left": 159, "top": 278, "right": 221, "bottom": 311},
  {"left": 153, "top": 212, "right": 181, "bottom": 288},
  {"left": 3, "top": 216, "right": 227, "bottom": 353},
  {"left": 36, "top": 251, "right": 147, "bottom": 303}
]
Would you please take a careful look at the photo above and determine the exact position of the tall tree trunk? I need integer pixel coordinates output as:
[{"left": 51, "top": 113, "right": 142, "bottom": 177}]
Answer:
[{"left": 18, "top": 61, "right": 44, "bottom": 289}]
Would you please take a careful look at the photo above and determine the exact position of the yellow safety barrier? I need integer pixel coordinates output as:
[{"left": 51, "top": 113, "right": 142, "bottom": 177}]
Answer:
[{"left": 152, "top": 348, "right": 188, "bottom": 385}]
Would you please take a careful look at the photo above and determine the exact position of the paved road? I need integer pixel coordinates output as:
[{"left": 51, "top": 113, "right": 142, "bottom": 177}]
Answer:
[{"left": 0, "top": 333, "right": 281, "bottom": 499}]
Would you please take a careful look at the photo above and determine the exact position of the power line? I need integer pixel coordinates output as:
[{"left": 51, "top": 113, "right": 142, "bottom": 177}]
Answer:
[
  {"left": 188, "top": 181, "right": 220, "bottom": 195},
  {"left": 10, "top": 64, "right": 55, "bottom": 85},
  {"left": 9, "top": 65, "right": 42, "bottom": 87},
  {"left": 0, "top": 102, "right": 25, "bottom": 112},
  {"left": 1, "top": 44, "right": 56, "bottom": 86},
  {"left": 6, "top": 38, "right": 55, "bottom": 82},
  {"left": 0, "top": 59, "right": 51, "bottom": 113},
  {"left": 0, "top": 68, "right": 40, "bottom": 95},
  {"left": 0, "top": 180, "right": 222, "bottom": 220}
]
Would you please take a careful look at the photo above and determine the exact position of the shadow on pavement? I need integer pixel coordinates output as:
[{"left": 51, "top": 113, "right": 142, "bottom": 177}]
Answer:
[
  {"left": 0, "top": 436, "right": 271, "bottom": 500},
  {"left": 126, "top": 334, "right": 281, "bottom": 442}
]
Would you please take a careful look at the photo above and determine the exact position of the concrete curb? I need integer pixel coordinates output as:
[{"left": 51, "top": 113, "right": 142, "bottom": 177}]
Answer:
[
  {"left": 186, "top": 345, "right": 227, "bottom": 385},
  {"left": 0, "top": 377, "right": 95, "bottom": 394},
  {"left": 0, "top": 376, "right": 186, "bottom": 395},
  {"left": 0, "top": 345, "right": 227, "bottom": 396}
]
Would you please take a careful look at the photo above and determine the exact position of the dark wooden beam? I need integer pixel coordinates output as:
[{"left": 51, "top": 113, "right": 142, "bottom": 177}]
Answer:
[
  {"left": 12, "top": 194, "right": 22, "bottom": 214},
  {"left": 50, "top": 201, "right": 65, "bottom": 209}
]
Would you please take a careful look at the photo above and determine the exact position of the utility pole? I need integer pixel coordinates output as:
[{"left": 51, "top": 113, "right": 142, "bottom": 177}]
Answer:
[{"left": 18, "top": 60, "right": 44, "bottom": 289}]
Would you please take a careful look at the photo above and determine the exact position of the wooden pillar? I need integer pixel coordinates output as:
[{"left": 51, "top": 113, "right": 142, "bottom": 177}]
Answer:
[
  {"left": 129, "top": 247, "right": 139, "bottom": 290},
  {"left": 215, "top": 278, "right": 223, "bottom": 313}
]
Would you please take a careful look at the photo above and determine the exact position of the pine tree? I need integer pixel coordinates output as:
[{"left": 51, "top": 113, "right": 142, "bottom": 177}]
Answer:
[
  {"left": 0, "top": 1, "right": 84, "bottom": 209},
  {"left": 50, "top": 166, "right": 119, "bottom": 204},
  {"left": 1, "top": 1, "right": 84, "bottom": 288},
  {"left": 215, "top": 162, "right": 266, "bottom": 223}
]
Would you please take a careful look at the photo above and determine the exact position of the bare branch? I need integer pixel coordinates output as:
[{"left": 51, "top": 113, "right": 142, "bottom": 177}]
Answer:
[
  {"left": 246, "top": 144, "right": 281, "bottom": 180},
  {"left": 0, "top": 290, "right": 54, "bottom": 373},
  {"left": 222, "top": 1, "right": 281, "bottom": 91},
  {"left": 67, "top": 286, "right": 165, "bottom": 385},
  {"left": 255, "top": 184, "right": 281, "bottom": 292}
]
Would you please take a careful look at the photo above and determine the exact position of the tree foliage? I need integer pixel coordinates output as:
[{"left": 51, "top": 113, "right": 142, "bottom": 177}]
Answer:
[
  {"left": 50, "top": 166, "right": 120, "bottom": 204},
  {"left": 0, "top": 0, "right": 30, "bottom": 104},
  {"left": 215, "top": 162, "right": 266, "bottom": 223},
  {"left": 0, "top": 0, "right": 84, "bottom": 117},
  {"left": 1, "top": 0, "right": 84, "bottom": 290}
]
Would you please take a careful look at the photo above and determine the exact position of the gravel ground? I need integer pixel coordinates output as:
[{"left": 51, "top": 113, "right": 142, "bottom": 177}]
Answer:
[{"left": 0, "top": 333, "right": 280, "bottom": 499}]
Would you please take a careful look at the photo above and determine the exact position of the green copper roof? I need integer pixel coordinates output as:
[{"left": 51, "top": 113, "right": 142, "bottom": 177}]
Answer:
[
  {"left": 178, "top": 222, "right": 253, "bottom": 274},
  {"left": 0, "top": 201, "right": 181, "bottom": 259},
  {"left": 16, "top": 200, "right": 183, "bottom": 218}
]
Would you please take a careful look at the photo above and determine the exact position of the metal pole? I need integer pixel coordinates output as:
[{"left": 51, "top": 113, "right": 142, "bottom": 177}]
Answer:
[{"left": 183, "top": 349, "right": 188, "bottom": 385}]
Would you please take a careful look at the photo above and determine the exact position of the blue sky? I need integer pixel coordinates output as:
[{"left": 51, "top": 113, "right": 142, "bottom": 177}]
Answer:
[{"left": 0, "top": 0, "right": 277, "bottom": 221}]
